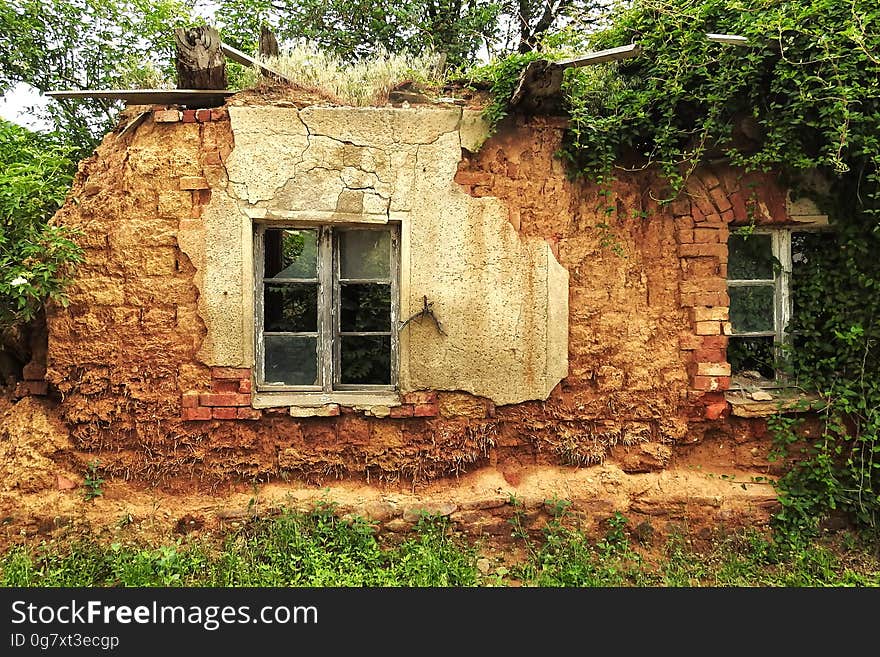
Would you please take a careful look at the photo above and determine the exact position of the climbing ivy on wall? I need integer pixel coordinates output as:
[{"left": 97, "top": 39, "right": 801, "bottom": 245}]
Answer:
[{"left": 475, "top": 0, "right": 880, "bottom": 536}]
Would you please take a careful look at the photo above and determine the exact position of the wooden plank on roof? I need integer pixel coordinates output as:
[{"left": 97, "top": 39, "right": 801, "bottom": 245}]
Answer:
[
  {"left": 554, "top": 43, "right": 643, "bottom": 68},
  {"left": 220, "top": 42, "right": 293, "bottom": 85},
  {"left": 46, "top": 89, "right": 235, "bottom": 106}
]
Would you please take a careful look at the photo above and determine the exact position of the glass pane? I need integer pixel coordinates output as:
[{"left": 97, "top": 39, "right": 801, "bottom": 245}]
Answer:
[
  {"left": 341, "top": 283, "right": 391, "bottom": 332},
  {"left": 339, "top": 230, "right": 390, "bottom": 279},
  {"left": 728, "top": 233, "right": 774, "bottom": 280},
  {"left": 340, "top": 336, "right": 390, "bottom": 385},
  {"left": 729, "top": 336, "right": 776, "bottom": 380},
  {"left": 729, "top": 285, "right": 775, "bottom": 333},
  {"left": 264, "top": 284, "right": 317, "bottom": 332},
  {"left": 265, "top": 229, "right": 318, "bottom": 279},
  {"left": 264, "top": 335, "right": 318, "bottom": 386}
]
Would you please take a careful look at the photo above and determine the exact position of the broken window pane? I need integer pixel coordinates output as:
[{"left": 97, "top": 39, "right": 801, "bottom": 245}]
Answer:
[
  {"left": 340, "top": 336, "right": 390, "bottom": 384},
  {"left": 264, "top": 335, "right": 318, "bottom": 386},
  {"left": 265, "top": 229, "right": 318, "bottom": 279},
  {"left": 729, "top": 285, "right": 775, "bottom": 333},
  {"left": 728, "top": 336, "right": 776, "bottom": 380},
  {"left": 728, "top": 233, "right": 774, "bottom": 280},
  {"left": 339, "top": 230, "right": 390, "bottom": 280},
  {"left": 340, "top": 283, "right": 391, "bottom": 332},
  {"left": 264, "top": 284, "right": 318, "bottom": 332}
]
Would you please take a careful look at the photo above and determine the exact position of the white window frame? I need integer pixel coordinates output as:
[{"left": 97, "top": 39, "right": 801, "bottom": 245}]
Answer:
[
  {"left": 727, "top": 226, "right": 828, "bottom": 388},
  {"left": 254, "top": 223, "right": 400, "bottom": 395}
]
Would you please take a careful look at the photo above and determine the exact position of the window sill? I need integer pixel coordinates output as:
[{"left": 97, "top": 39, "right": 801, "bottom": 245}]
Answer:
[
  {"left": 724, "top": 389, "right": 825, "bottom": 418},
  {"left": 252, "top": 391, "right": 401, "bottom": 414}
]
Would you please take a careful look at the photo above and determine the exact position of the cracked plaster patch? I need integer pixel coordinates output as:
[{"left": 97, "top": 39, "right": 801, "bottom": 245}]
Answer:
[{"left": 194, "top": 105, "right": 567, "bottom": 404}]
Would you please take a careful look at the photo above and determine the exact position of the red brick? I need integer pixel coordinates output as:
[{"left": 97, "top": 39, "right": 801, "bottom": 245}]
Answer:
[
  {"left": 390, "top": 405, "right": 415, "bottom": 418},
  {"left": 698, "top": 171, "right": 722, "bottom": 191},
  {"left": 709, "top": 186, "right": 733, "bottom": 214},
  {"left": 692, "top": 195, "right": 716, "bottom": 218},
  {"left": 196, "top": 108, "right": 213, "bottom": 122},
  {"left": 212, "top": 367, "right": 251, "bottom": 380},
  {"left": 153, "top": 109, "right": 181, "bottom": 123},
  {"left": 676, "top": 228, "right": 694, "bottom": 244},
  {"left": 203, "top": 151, "right": 222, "bottom": 165},
  {"left": 195, "top": 189, "right": 212, "bottom": 205},
  {"left": 236, "top": 407, "right": 262, "bottom": 420},
  {"left": 182, "top": 407, "right": 212, "bottom": 421},
  {"left": 212, "top": 407, "right": 238, "bottom": 420},
  {"left": 678, "top": 243, "right": 727, "bottom": 259},
  {"left": 696, "top": 362, "right": 732, "bottom": 377},
  {"left": 692, "top": 306, "right": 729, "bottom": 322},
  {"left": 669, "top": 198, "right": 691, "bottom": 216},
  {"left": 211, "top": 379, "right": 241, "bottom": 393},
  {"left": 694, "top": 321, "right": 721, "bottom": 335},
  {"left": 402, "top": 391, "right": 438, "bottom": 405},
  {"left": 701, "top": 391, "right": 727, "bottom": 404},
  {"left": 211, "top": 108, "right": 228, "bottom": 121},
  {"left": 680, "top": 279, "right": 728, "bottom": 295},
  {"left": 693, "top": 227, "right": 720, "bottom": 243},
  {"left": 413, "top": 403, "right": 439, "bottom": 417},
  {"left": 692, "top": 376, "right": 731, "bottom": 392},
  {"left": 454, "top": 170, "right": 493, "bottom": 186},
  {"left": 721, "top": 209, "right": 735, "bottom": 224},
  {"left": 701, "top": 335, "right": 729, "bottom": 349},
  {"left": 705, "top": 402, "right": 729, "bottom": 420},
  {"left": 181, "top": 391, "right": 200, "bottom": 408},
  {"left": 182, "top": 109, "right": 197, "bottom": 123},
  {"left": 200, "top": 392, "right": 251, "bottom": 407},
  {"left": 681, "top": 292, "right": 727, "bottom": 308},
  {"left": 729, "top": 191, "right": 749, "bottom": 223},
  {"left": 238, "top": 378, "right": 253, "bottom": 393},
  {"left": 692, "top": 348, "right": 724, "bottom": 363}
]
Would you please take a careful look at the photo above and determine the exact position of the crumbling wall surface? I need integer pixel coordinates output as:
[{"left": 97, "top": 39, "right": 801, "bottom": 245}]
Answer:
[
  {"left": 457, "top": 118, "right": 694, "bottom": 467},
  {"left": 31, "top": 104, "right": 779, "bottom": 489}
]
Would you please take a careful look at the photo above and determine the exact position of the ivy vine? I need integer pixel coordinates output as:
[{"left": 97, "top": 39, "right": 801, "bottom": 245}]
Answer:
[{"left": 474, "top": 0, "right": 880, "bottom": 537}]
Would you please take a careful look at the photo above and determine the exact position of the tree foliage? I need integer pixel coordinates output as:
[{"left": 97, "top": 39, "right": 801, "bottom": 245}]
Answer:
[
  {"left": 0, "top": 0, "right": 196, "bottom": 155},
  {"left": 0, "top": 119, "right": 82, "bottom": 333}
]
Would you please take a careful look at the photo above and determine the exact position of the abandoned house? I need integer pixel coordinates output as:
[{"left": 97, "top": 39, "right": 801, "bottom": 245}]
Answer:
[{"left": 0, "top": 75, "right": 834, "bottom": 539}]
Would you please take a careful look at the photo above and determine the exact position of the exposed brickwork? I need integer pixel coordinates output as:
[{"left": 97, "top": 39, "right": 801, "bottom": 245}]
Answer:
[
  {"left": 674, "top": 167, "right": 792, "bottom": 419},
  {"left": 151, "top": 106, "right": 229, "bottom": 125},
  {"left": 181, "top": 367, "right": 257, "bottom": 421}
]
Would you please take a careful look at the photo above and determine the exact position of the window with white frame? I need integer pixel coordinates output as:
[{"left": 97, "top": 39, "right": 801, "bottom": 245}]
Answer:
[
  {"left": 255, "top": 224, "right": 399, "bottom": 392},
  {"left": 726, "top": 227, "right": 831, "bottom": 387}
]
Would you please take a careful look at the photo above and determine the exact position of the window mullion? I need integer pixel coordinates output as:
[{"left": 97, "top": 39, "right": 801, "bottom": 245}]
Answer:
[
  {"left": 319, "top": 227, "right": 334, "bottom": 393},
  {"left": 255, "top": 224, "right": 265, "bottom": 386},
  {"left": 776, "top": 230, "right": 792, "bottom": 347}
]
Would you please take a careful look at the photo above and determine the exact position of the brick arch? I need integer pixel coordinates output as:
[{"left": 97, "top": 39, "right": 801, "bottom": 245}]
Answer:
[{"left": 674, "top": 166, "right": 791, "bottom": 420}]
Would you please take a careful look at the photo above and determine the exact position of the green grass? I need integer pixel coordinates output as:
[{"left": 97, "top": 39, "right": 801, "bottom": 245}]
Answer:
[{"left": 1, "top": 505, "right": 878, "bottom": 587}]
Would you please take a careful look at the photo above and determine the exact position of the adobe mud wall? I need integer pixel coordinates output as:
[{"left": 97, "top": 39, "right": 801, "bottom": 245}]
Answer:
[{"left": 20, "top": 101, "right": 796, "bottom": 491}]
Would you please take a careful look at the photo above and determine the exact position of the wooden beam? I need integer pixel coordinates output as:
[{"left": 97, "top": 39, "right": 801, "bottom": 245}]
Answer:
[
  {"left": 259, "top": 25, "right": 280, "bottom": 58},
  {"left": 175, "top": 26, "right": 227, "bottom": 90},
  {"left": 46, "top": 89, "right": 234, "bottom": 106},
  {"left": 554, "top": 43, "right": 643, "bottom": 68},
  {"left": 220, "top": 42, "right": 293, "bottom": 85},
  {"left": 706, "top": 33, "right": 750, "bottom": 46}
]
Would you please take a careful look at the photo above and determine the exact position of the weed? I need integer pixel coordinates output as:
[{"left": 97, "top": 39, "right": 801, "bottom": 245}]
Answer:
[{"left": 83, "top": 460, "right": 104, "bottom": 501}]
